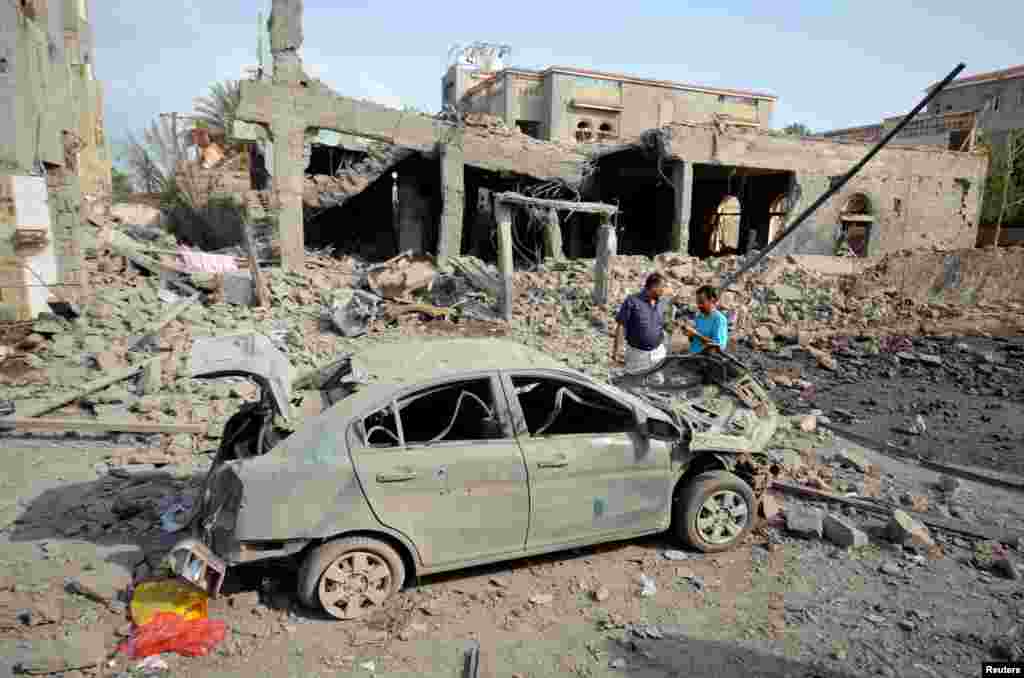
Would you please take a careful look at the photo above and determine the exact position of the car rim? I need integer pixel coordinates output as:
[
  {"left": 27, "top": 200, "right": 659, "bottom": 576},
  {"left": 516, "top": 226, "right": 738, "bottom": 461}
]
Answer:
[
  {"left": 318, "top": 550, "right": 393, "bottom": 619},
  {"left": 695, "top": 490, "right": 749, "bottom": 545}
]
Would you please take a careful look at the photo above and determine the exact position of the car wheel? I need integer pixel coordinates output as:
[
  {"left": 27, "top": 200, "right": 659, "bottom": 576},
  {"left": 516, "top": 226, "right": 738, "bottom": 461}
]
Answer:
[
  {"left": 673, "top": 471, "right": 754, "bottom": 553},
  {"left": 298, "top": 536, "right": 406, "bottom": 620}
]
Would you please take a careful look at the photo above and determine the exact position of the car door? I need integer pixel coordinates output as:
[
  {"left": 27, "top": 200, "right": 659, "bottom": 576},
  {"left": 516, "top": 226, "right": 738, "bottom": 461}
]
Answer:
[
  {"left": 348, "top": 373, "right": 530, "bottom": 568},
  {"left": 499, "top": 370, "right": 674, "bottom": 551}
]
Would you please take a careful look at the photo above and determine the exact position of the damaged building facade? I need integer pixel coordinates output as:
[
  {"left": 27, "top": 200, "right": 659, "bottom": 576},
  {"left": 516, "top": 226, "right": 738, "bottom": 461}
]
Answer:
[
  {"left": 442, "top": 63, "right": 777, "bottom": 142},
  {"left": 0, "top": 0, "right": 112, "bottom": 319},
  {"left": 225, "top": 1, "right": 988, "bottom": 273}
]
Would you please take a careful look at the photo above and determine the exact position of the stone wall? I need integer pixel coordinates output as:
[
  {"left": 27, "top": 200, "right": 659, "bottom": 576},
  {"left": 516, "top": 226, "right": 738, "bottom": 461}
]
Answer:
[{"left": 663, "top": 124, "right": 990, "bottom": 256}]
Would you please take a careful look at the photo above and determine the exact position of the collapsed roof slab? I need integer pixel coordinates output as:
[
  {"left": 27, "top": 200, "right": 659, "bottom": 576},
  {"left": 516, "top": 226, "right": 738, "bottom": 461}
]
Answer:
[{"left": 235, "top": 80, "right": 588, "bottom": 185}]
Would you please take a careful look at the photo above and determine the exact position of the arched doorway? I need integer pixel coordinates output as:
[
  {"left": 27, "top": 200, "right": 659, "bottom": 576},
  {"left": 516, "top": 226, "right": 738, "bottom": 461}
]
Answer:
[
  {"left": 707, "top": 195, "right": 742, "bottom": 254},
  {"left": 838, "top": 193, "right": 874, "bottom": 256}
]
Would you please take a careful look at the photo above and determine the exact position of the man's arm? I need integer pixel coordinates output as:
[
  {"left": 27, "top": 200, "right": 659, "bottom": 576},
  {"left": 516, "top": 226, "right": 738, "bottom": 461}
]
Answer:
[{"left": 712, "top": 313, "right": 730, "bottom": 352}]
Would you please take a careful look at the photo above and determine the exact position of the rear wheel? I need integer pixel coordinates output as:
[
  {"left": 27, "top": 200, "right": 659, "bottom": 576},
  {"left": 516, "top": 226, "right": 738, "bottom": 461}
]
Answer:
[
  {"left": 673, "top": 471, "right": 754, "bottom": 553},
  {"left": 298, "top": 536, "right": 405, "bottom": 620}
]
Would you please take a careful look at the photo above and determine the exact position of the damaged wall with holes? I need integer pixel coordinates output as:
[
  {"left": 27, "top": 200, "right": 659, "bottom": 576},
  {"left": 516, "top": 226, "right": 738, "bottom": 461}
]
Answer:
[
  {"left": 658, "top": 123, "right": 989, "bottom": 258},
  {"left": 0, "top": 0, "right": 110, "bottom": 319}
]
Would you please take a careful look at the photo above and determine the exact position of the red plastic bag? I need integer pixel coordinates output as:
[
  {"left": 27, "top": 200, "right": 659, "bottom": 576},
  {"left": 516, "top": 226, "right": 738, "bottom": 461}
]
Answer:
[{"left": 118, "top": 612, "right": 227, "bottom": 659}]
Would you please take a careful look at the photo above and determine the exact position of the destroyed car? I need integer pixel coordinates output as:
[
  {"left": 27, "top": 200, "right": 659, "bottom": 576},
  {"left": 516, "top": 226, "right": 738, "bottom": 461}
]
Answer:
[{"left": 170, "top": 335, "right": 779, "bottom": 620}]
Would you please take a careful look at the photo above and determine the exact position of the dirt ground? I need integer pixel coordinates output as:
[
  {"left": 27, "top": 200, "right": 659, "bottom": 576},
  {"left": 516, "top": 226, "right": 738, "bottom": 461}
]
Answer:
[{"left": 2, "top": 323, "right": 1023, "bottom": 678}]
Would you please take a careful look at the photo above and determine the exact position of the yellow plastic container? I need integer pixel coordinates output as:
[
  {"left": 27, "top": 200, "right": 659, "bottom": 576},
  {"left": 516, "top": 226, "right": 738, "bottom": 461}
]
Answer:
[{"left": 130, "top": 579, "right": 209, "bottom": 626}]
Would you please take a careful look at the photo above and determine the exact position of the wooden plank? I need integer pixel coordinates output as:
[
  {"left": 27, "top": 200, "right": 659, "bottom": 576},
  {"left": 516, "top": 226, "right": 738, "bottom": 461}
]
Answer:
[
  {"left": 494, "top": 191, "right": 619, "bottom": 215},
  {"left": 3, "top": 358, "right": 161, "bottom": 419},
  {"left": 0, "top": 417, "right": 204, "bottom": 434},
  {"left": 771, "top": 480, "right": 1024, "bottom": 546}
]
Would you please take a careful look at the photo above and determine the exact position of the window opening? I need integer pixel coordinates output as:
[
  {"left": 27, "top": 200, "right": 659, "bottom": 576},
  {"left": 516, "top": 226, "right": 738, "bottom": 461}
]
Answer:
[
  {"left": 516, "top": 120, "right": 541, "bottom": 139},
  {"left": 362, "top": 404, "right": 401, "bottom": 448},
  {"left": 397, "top": 379, "right": 503, "bottom": 444},
  {"left": 838, "top": 193, "right": 873, "bottom": 257},
  {"left": 576, "top": 120, "right": 593, "bottom": 143},
  {"left": 511, "top": 377, "right": 633, "bottom": 436},
  {"left": 709, "top": 195, "right": 742, "bottom": 254},
  {"left": 597, "top": 122, "right": 615, "bottom": 141}
]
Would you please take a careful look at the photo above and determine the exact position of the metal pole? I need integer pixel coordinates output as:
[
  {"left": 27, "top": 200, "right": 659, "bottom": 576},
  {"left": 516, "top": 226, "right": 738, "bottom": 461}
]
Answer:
[{"left": 721, "top": 62, "right": 966, "bottom": 290}]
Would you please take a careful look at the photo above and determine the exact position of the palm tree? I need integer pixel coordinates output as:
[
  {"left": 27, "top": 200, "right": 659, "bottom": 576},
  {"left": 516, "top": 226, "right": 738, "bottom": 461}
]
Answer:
[{"left": 192, "top": 80, "right": 242, "bottom": 136}]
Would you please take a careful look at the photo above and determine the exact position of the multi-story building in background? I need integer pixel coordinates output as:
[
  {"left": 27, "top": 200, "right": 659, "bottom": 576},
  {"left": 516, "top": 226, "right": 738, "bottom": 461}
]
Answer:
[{"left": 443, "top": 59, "right": 776, "bottom": 143}]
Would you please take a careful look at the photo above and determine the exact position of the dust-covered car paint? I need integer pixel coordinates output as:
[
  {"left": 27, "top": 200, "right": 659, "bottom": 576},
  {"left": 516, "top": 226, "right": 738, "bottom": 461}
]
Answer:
[{"left": 172, "top": 336, "right": 778, "bottom": 619}]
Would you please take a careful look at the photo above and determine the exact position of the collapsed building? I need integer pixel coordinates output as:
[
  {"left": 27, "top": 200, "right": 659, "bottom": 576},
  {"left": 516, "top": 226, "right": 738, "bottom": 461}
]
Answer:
[
  {"left": 0, "top": 0, "right": 112, "bottom": 320},
  {"left": 222, "top": 0, "right": 989, "bottom": 275}
]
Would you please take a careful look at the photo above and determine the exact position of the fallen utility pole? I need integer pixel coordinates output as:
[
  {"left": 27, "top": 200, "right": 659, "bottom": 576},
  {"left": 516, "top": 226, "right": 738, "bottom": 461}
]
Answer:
[{"left": 720, "top": 62, "right": 967, "bottom": 291}]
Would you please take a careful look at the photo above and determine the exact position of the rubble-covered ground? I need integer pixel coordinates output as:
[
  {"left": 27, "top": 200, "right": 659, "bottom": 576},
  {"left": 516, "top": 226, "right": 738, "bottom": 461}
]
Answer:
[{"left": 2, "top": 224, "right": 1023, "bottom": 678}]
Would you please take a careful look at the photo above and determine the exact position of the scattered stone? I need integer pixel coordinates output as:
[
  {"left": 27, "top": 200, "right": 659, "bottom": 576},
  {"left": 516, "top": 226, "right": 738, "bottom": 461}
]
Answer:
[
  {"left": 899, "top": 493, "right": 929, "bottom": 513},
  {"left": 663, "top": 550, "right": 690, "bottom": 561},
  {"left": 786, "top": 507, "right": 824, "bottom": 539},
  {"left": 488, "top": 577, "right": 507, "bottom": 588},
  {"left": 937, "top": 474, "right": 961, "bottom": 493},
  {"left": 529, "top": 593, "right": 553, "bottom": 605},
  {"left": 837, "top": 448, "right": 869, "bottom": 473},
  {"left": 635, "top": 574, "right": 657, "bottom": 598},
  {"left": 918, "top": 354, "right": 943, "bottom": 366},
  {"left": 13, "top": 631, "right": 106, "bottom": 674},
  {"left": 823, "top": 514, "right": 869, "bottom": 548},
  {"left": 229, "top": 590, "right": 261, "bottom": 608},
  {"left": 799, "top": 415, "right": 817, "bottom": 433},
  {"left": 760, "top": 493, "right": 782, "bottom": 521},
  {"left": 886, "top": 510, "right": 934, "bottom": 548},
  {"left": 865, "top": 614, "right": 887, "bottom": 625},
  {"left": 609, "top": 658, "right": 627, "bottom": 670},
  {"left": 898, "top": 619, "right": 917, "bottom": 631},
  {"left": 592, "top": 586, "right": 611, "bottom": 603},
  {"left": 879, "top": 561, "right": 903, "bottom": 576}
]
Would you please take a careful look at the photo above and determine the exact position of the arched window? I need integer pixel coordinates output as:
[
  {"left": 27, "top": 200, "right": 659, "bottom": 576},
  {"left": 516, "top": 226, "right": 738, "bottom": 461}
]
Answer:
[
  {"left": 838, "top": 193, "right": 874, "bottom": 257},
  {"left": 575, "top": 120, "right": 593, "bottom": 143},
  {"left": 597, "top": 122, "right": 615, "bottom": 141},
  {"left": 767, "top": 194, "right": 789, "bottom": 242},
  {"left": 708, "top": 195, "right": 741, "bottom": 253}
]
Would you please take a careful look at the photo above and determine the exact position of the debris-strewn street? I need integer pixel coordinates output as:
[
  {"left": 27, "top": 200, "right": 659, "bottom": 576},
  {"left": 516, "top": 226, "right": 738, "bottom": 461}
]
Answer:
[{"left": 2, "top": 217, "right": 1024, "bottom": 677}]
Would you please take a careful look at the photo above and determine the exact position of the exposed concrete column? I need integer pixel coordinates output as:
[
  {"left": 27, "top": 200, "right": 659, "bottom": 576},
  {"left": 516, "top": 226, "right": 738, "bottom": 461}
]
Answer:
[
  {"left": 543, "top": 207, "right": 564, "bottom": 261},
  {"left": 269, "top": 0, "right": 304, "bottom": 83},
  {"left": 437, "top": 139, "right": 465, "bottom": 268},
  {"left": 271, "top": 120, "right": 305, "bottom": 272},
  {"left": 397, "top": 173, "right": 429, "bottom": 253},
  {"left": 592, "top": 219, "right": 617, "bottom": 306},
  {"left": 46, "top": 166, "right": 88, "bottom": 304},
  {"left": 495, "top": 203, "right": 514, "bottom": 322},
  {"left": 670, "top": 160, "right": 693, "bottom": 254}
]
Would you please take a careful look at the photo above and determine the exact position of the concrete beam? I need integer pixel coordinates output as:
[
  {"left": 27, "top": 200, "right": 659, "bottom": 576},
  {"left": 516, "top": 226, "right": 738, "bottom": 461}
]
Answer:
[
  {"left": 592, "top": 221, "right": 617, "bottom": 306},
  {"left": 493, "top": 192, "right": 618, "bottom": 215},
  {"left": 543, "top": 208, "right": 564, "bottom": 261},
  {"left": 495, "top": 203, "right": 514, "bottom": 322},
  {"left": 670, "top": 161, "right": 693, "bottom": 254},
  {"left": 437, "top": 140, "right": 465, "bottom": 268}
]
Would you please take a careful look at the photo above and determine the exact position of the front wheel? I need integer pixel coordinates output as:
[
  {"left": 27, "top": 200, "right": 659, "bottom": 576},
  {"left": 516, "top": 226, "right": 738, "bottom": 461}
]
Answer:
[{"left": 673, "top": 471, "right": 755, "bottom": 553}]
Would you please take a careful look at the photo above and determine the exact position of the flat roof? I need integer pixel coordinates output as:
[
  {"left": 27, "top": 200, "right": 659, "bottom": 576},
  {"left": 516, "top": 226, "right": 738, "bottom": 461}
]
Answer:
[
  {"left": 928, "top": 64, "right": 1024, "bottom": 91},
  {"left": 461, "top": 64, "right": 777, "bottom": 101}
]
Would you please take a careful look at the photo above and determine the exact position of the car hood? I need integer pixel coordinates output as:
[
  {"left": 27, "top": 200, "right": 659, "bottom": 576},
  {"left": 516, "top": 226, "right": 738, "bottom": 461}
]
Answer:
[{"left": 190, "top": 334, "right": 294, "bottom": 421}]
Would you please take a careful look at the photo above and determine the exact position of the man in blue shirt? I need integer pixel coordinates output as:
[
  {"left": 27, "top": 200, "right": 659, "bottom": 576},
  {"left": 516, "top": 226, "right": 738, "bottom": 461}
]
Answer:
[
  {"left": 611, "top": 273, "right": 673, "bottom": 374},
  {"left": 686, "top": 285, "right": 729, "bottom": 354}
]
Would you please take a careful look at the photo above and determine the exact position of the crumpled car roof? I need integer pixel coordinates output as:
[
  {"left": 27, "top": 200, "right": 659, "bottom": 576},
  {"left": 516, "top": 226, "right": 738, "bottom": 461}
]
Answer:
[{"left": 351, "top": 338, "right": 567, "bottom": 385}]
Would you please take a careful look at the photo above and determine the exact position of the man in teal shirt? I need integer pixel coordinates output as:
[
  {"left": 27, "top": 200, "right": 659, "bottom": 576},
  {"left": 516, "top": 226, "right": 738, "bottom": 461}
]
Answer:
[{"left": 685, "top": 285, "right": 729, "bottom": 354}]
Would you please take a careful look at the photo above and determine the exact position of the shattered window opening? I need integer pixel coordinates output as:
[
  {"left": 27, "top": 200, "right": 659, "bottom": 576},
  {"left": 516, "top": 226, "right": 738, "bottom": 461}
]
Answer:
[
  {"left": 362, "top": 403, "right": 401, "bottom": 448},
  {"left": 511, "top": 377, "right": 633, "bottom": 436},
  {"left": 397, "top": 379, "right": 505, "bottom": 445}
]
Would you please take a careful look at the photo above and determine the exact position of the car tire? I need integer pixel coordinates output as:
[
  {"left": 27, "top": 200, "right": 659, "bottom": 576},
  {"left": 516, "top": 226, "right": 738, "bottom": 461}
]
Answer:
[
  {"left": 298, "top": 536, "right": 406, "bottom": 620},
  {"left": 673, "top": 470, "right": 755, "bottom": 553}
]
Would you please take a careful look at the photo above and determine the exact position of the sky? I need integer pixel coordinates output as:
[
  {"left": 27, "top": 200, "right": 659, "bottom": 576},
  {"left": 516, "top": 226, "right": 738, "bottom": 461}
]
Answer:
[{"left": 93, "top": 0, "right": 1024, "bottom": 161}]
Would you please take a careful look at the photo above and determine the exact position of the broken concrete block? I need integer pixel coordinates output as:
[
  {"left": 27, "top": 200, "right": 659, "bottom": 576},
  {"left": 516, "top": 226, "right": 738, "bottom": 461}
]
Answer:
[
  {"left": 785, "top": 507, "right": 823, "bottom": 539},
  {"left": 900, "top": 493, "right": 929, "bottom": 513},
  {"left": 937, "top": 474, "right": 960, "bottom": 493},
  {"left": 823, "top": 514, "right": 869, "bottom": 548},
  {"left": 13, "top": 631, "right": 106, "bottom": 674},
  {"left": 886, "top": 510, "right": 934, "bottom": 548},
  {"left": 837, "top": 448, "right": 868, "bottom": 473},
  {"left": 221, "top": 271, "right": 255, "bottom": 306},
  {"left": 798, "top": 415, "right": 817, "bottom": 433},
  {"left": 760, "top": 494, "right": 782, "bottom": 521}
]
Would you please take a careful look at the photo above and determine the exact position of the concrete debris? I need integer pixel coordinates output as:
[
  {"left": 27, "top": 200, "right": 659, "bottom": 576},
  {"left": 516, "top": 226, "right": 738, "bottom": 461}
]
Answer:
[
  {"left": 879, "top": 561, "right": 903, "bottom": 576},
  {"left": 365, "top": 252, "right": 437, "bottom": 300},
  {"left": 592, "top": 586, "right": 611, "bottom": 602},
  {"left": 937, "top": 474, "right": 961, "bottom": 493},
  {"left": 886, "top": 510, "right": 935, "bottom": 548},
  {"left": 823, "top": 514, "right": 869, "bottom": 548},
  {"left": 635, "top": 574, "right": 657, "bottom": 598},
  {"left": 786, "top": 507, "right": 824, "bottom": 539},
  {"left": 13, "top": 630, "right": 106, "bottom": 674},
  {"left": 325, "top": 289, "right": 381, "bottom": 338}
]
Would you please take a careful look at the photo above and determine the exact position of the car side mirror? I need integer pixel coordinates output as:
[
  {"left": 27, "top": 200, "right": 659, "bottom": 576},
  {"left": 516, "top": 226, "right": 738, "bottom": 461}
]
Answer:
[{"left": 641, "top": 417, "right": 682, "bottom": 442}]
